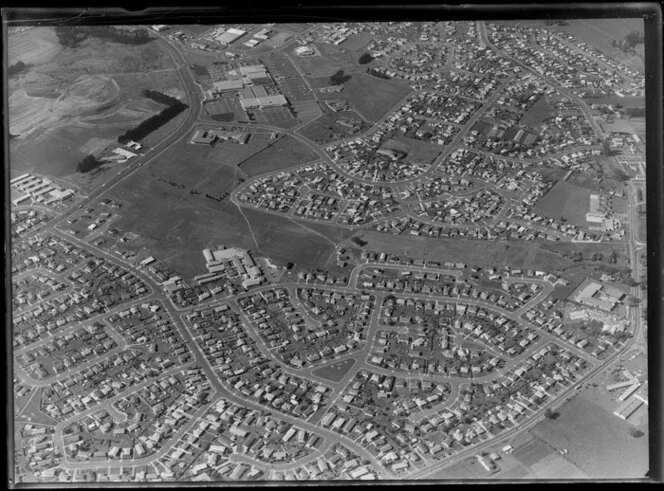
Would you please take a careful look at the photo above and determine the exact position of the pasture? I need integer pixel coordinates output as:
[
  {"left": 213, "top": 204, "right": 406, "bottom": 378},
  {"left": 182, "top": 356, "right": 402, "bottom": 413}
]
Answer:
[
  {"left": 238, "top": 134, "right": 319, "bottom": 177},
  {"left": 533, "top": 180, "right": 592, "bottom": 226},
  {"left": 531, "top": 390, "right": 648, "bottom": 479},
  {"left": 343, "top": 73, "right": 412, "bottom": 122}
]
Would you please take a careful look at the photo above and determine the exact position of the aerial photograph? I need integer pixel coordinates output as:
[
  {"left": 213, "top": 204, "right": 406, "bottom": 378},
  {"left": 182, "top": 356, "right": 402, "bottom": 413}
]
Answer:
[{"left": 5, "top": 8, "right": 652, "bottom": 484}]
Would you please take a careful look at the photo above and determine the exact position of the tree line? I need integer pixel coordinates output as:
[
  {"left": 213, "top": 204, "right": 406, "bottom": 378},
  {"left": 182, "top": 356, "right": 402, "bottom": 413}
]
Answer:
[
  {"left": 54, "top": 25, "right": 152, "bottom": 49},
  {"left": 117, "top": 91, "right": 188, "bottom": 144}
]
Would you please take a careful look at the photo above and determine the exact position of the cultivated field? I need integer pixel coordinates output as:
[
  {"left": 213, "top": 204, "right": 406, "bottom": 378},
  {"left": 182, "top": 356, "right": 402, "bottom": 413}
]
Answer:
[
  {"left": 238, "top": 134, "right": 319, "bottom": 177},
  {"left": 343, "top": 73, "right": 412, "bottom": 122},
  {"left": 533, "top": 180, "right": 592, "bottom": 226}
]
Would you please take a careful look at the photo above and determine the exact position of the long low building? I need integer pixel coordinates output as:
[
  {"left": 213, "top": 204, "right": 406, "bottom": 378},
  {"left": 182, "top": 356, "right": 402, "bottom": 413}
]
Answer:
[{"left": 240, "top": 94, "right": 288, "bottom": 110}]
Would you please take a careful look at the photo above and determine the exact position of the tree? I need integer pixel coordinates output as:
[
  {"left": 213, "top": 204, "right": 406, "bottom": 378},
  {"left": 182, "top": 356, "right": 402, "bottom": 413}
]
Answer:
[
  {"left": 329, "top": 69, "right": 352, "bottom": 85},
  {"left": 544, "top": 408, "right": 560, "bottom": 419},
  {"left": 76, "top": 154, "right": 102, "bottom": 173},
  {"left": 54, "top": 26, "right": 89, "bottom": 49},
  {"left": 358, "top": 52, "right": 374, "bottom": 64}
]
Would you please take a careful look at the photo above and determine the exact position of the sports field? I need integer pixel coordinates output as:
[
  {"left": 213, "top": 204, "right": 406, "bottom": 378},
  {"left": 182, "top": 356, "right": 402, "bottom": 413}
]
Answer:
[
  {"left": 343, "top": 73, "right": 412, "bottom": 122},
  {"left": 238, "top": 134, "right": 319, "bottom": 177},
  {"left": 533, "top": 180, "right": 592, "bottom": 226},
  {"left": 252, "top": 106, "right": 298, "bottom": 128}
]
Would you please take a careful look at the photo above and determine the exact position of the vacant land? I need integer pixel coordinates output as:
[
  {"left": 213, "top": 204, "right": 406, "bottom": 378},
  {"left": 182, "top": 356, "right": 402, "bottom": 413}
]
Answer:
[
  {"left": 238, "top": 134, "right": 319, "bottom": 177},
  {"left": 354, "top": 231, "right": 626, "bottom": 273},
  {"left": 292, "top": 100, "right": 322, "bottom": 124},
  {"left": 533, "top": 180, "right": 592, "bottom": 226},
  {"left": 531, "top": 390, "right": 648, "bottom": 479},
  {"left": 298, "top": 110, "right": 371, "bottom": 143},
  {"left": 292, "top": 46, "right": 357, "bottom": 78},
  {"left": 109, "top": 163, "right": 352, "bottom": 277},
  {"left": 390, "top": 135, "right": 442, "bottom": 164},
  {"left": 145, "top": 137, "right": 266, "bottom": 188},
  {"left": 554, "top": 19, "right": 645, "bottom": 71},
  {"left": 312, "top": 359, "right": 357, "bottom": 382},
  {"left": 340, "top": 32, "right": 375, "bottom": 52},
  {"left": 343, "top": 73, "right": 411, "bottom": 122},
  {"left": 519, "top": 96, "right": 555, "bottom": 130}
]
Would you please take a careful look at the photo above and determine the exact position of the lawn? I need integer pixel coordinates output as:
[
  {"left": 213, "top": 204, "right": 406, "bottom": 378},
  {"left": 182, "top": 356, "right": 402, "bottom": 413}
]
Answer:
[
  {"left": 533, "top": 180, "right": 593, "bottom": 226},
  {"left": 312, "top": 359, "right": 357, "bottom": 382},
  {"left": 238, "top": 134, "right": 319, "bottom": 177},
  {"left": 343, "top": 72, "right": 412, "bottom": 122},
  {"left": 519, "top": 96, "right": 555, "bottom": 130}
]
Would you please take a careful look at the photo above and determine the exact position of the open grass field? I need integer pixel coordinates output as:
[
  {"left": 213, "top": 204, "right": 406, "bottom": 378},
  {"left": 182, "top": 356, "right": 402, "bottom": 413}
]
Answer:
[
  {"left": 146, "top": 137, "right": 267, "bottom": 188},
  {"left": 108, "top": 158, "right": 348, "bottom": 277},
  {"left": 390, "top": 135, "right": 442, "bottom": 164},
  {"left": 298, "top": 110, "right": 371, "bottom": 143},
  {"left": 8, "top": 27, "right": 61, "bottom": 65},
  {"left": 512, "top": 437, "right": 555, "bottom": 467},
  {"left": 238, "top": 134, "right": 319, "bottom": 177},
  {"left": 343, "top": 73, "right": 412, "bottom": 122},
  {"left": 519, "top": 96, "right": 555, "bottom": 130},
  {"left": 291, "top": 45, "right": 359, "bottom": 78},
  {"left": 252, "top": 106, "right": 298, "bottom": 128},
  {"left": 354, "top": 231, "right": 626, "bottom": 273},
  {"left": 312, "top": 359, "right": 357, "bottom": 382},
  {"left": 531, "top": 390, "right": 648, "bottom": 479},
  {"left": 292, "top": 100, "right": 322, "bottom": 124},
  {"left": 533, "top": 180, "right": 592, "bottom": 226},
  {"left": 638, "top": 217, "right": 647, "bottom": 243},
  {"left": 554, "top": 19, "right": 645, "bottom": 70},
  {"left": 340, "top": 32, "right": 375, "bottom": 52}
]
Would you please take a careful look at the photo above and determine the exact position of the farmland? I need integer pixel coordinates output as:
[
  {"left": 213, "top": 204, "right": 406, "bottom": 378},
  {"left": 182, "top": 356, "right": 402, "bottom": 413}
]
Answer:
[
  {"left": 533, "top": 180, "right": 592, "bottom": 226},
  {"left": 8, "top": 27, "right": 61, "bottom": 65},
  {"left": 238, "top": 134, "right": 320, "bottom": 177},
  {"left": 343, "top": 73, "right": 412, "bottom": 122}
]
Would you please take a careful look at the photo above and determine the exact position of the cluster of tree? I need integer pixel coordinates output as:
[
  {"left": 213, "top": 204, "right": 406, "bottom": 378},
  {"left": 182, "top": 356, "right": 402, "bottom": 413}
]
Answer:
[
  {"left": 351, "top": 236, "right": 368, "bottom": 247},
  {"left": 367, "top": 68, "right": 390, "bottom": 79},
  {"left": 611, "top": 30, "right": 645, "bottom": 53},
  {"left": 358, "top": 52, "right": 374, "bottom": 64},
  {"left": 624, "top": 106, "right": 645, "bottom": 118},
  {"left": 329, "top": 70, "right": 352, "bottom": 86},
  {"left": 54, "top": 25, "right": 152, "bottom": 49},
  {"left": 157, "top": 177, "right": 185, "bottom": 189},
  {"left": 7, "top": 60, "right": 30, "bottom": 78},
  {"left": 117, "top": 98, "right": 188, "bottom": 144},
  {"left": 76, "top": 154, "right": 102, "bottom": 173}
]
